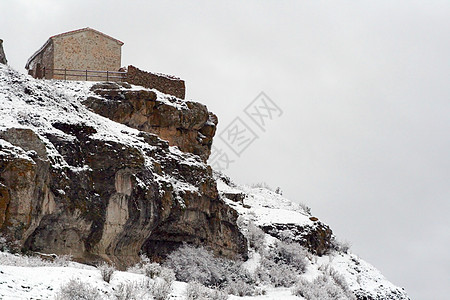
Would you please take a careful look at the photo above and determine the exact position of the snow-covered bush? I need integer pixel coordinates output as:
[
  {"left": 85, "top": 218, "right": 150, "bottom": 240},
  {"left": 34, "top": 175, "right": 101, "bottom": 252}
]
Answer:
[
  {"left": 0, "top": 252, "right": 73, "bottom": 267},
  {"left": 251, "top": 182, "right": 273, "bottom": 191},
  {"left": 255, "top": 258, "right": 298, "bottom": 287},
  {"left": 113, "top": 280, "right": 152, "bottom": 300},
  {"left": 97, "top": 262, "right": 115, "bottom": 283},
  {"left": 268, "top": 240, "right": 308, "bottom": 273},
  {"left": 332, "top": 238, "right": 351, "bottom": 254},
  {"left": 225, "top": 280, "right": 258, "bottom": 297},
  {"left": 291, "top": 267, "right": 356, "bottom": 300},
  {"left": 164, "top": 244, "right": 225, "bottom": 286},
  {"left": 54, "top": 254, "right": 73, "bottom": 267},
  {"left": 159, "top": 266, "right": 175, "bottom": 284},
  {"left": 185, "top": 281, "right": 228, "bottom": 300},
  {"left": 55, "top": 279, "right": 101, "bottom": 300},
  {"left": 126, "top": 254, "right": 151, "bottom": 274},
  {"left": 245, "top": 221, "right": 266, "bottom": 251},
  {"left": 144, "top": 262, "right": 162, "bottom": 279},
  {"left": 164, "top": 243, "right": 259, "bottom": 295},
  {"left": 150, "top": 278, "right": 172, "bottom": 300}
]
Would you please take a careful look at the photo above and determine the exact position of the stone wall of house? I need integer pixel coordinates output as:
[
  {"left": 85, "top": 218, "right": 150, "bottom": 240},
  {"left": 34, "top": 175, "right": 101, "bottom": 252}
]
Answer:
[
  {"left": 0, "top": 39, "right": 7, "bottom": 65},
  {"left": 52, "top": 30, "right": 122, "bottom": 80},
  {"left": 126, "top": 65, "right": 186, "bottom": 99},
  {"left": 27, "top": 42, "right": 54, "bottom": 79}
]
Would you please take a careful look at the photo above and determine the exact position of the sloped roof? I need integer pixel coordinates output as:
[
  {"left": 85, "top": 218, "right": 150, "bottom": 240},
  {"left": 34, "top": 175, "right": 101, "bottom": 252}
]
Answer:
[
  {"left": 25, "top": 27, "right": 123, "bottom": 69},
  {"left": 50, "top": 27, "right": 124, "bottom": 45}
]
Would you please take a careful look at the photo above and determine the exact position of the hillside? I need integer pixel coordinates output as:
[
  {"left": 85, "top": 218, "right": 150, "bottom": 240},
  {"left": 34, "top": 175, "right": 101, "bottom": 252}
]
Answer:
[{"left": 0, "top": 64, "right": 409, "bottom": 299}]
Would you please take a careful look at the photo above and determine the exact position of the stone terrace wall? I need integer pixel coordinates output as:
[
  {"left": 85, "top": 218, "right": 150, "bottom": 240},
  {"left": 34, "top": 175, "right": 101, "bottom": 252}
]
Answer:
[{"left": 126, "top": 65, "right": 185, "bottom": 99}]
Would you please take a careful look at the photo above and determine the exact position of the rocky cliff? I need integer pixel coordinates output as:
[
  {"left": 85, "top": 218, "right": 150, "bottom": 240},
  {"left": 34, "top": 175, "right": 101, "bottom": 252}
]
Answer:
[
  {"left": 83, "top": 82, "right": 216, "bottom": 162},
  {"left": 0, "top": 65, "right": 246, "bottom": 267}
]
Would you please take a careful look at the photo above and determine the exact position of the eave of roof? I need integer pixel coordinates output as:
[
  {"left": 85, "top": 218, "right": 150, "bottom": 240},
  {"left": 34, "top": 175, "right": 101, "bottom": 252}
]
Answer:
[
  {"left": 25, "top": 27, "right": 124, "bottom": 69},
  {"left": 50, "top": 27, "right": 124, "bottom": 46}
]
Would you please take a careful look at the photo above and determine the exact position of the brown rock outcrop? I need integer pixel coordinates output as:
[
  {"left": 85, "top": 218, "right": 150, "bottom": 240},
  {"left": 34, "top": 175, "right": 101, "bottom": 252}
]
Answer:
[
  {"left": 0, "top": 65, "right": 246, "bottom": 268},
  {"left": 84, "top": 82, "right": 217, "bottom": 161}
]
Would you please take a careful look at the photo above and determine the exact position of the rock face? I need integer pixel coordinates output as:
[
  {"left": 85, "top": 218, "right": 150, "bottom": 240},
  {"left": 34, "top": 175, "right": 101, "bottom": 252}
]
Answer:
[
  {"left": 0, "top": 65, "right": 246, "bottom": 268},
  {"left": 261, "top": 222, "right": 333, "bottom": 256},
  {"left": 0, "top": 40, "right": 6, "bottom": 64},
  {"left": 83, "top": 82, "right": 217, "bottom": 162}
]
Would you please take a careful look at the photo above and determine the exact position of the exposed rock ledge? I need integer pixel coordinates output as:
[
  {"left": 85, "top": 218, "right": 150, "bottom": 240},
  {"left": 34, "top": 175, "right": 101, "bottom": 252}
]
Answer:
[
  {"left": 83, "top": 82, "right": 217, "bottom": 162},
  {"left": 0, "top": 65, "right": 246, "bottom": 268}
]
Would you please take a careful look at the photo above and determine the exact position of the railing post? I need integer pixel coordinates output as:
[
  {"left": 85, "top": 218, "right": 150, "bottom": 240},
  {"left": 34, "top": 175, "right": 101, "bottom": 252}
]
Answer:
[
  {"left": 43, "top": 67, "right": 46, "bottom": 79},
  {"left": 64, "top": 68, "right": 67, "bottom": 80},
  {"left": 85, "top": 70, "right": 88, "bottom": 81},
  {"left": 107, "top": 71, "right": 109, "bottom": 81}
]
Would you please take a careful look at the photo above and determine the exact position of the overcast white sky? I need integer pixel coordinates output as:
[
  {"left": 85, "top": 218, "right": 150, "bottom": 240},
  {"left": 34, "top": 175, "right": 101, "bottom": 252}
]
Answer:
[{"left": 1, "top": 1, "right": 449, "bottom": 299}]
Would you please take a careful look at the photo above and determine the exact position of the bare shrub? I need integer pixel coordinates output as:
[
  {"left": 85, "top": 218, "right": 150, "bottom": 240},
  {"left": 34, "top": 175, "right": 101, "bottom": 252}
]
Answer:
[
  {"left": 332, "top": 238, "right": 351, "bottom": 254},
  {"left": 185, "top": 281, "right": 228, "bottom": 300},
  {"left": 144, "top": 262, "right": 162, "bottom": 279},
  {"left": 159, "top": 267, "right": 175, "bottom": 284},
  {"left": 250, "top": 182, "right": 272, "bottom": 191},
  {"left": 291, "top": 268, "right": 356, "bottom": 300},
  {"left": 97, "top": 262, "right": 115, "bottom": 283},
  {"left": 55, "top": 279, "right": 101, "bottom": 300},
  {"left": 54, "top": 254, "right": 72, "bottom": 267},
  {"left": 225, "top": 280, "right": 257, "bottom": 297},
  {"left": 246, "top": 221, "right": 266, "bottom": 251},
  {"left": 165, "top": 243, "right": 259, "bottom": 295},
  {"left": 150, "top": 278, "right": 172, "bottom": 300},
  {"left": 127, "top": 254, "right": 151, "bottom": 274},
  {"left": 256, "top": 258, "right": 298, "bottom": 287},
  {"left": 164, "top": 244, "right": 224, "bottom": 286},
  {"left": 113, "top": 279, "right": 152, "bottom": 300},
  {"left": 268, "top": 240, "right": 308, "bottom": 273}
]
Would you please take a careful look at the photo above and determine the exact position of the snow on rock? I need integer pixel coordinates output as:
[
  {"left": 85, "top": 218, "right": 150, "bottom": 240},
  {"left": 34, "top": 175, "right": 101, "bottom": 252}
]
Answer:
[
  {"left": 215, "top": 172, "right": 410, "bottom": 300},
  {"left": 0, "top": 64, "right": 246, "bottom": 266}
]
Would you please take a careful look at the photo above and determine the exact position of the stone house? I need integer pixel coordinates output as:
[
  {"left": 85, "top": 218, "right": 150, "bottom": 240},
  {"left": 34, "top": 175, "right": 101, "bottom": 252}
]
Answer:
[{"left": 25, "top": 27, "right": 123, "bottom": 80}]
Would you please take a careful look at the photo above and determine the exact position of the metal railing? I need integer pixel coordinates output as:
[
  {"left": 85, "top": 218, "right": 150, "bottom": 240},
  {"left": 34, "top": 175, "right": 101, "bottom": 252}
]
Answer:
[{"left": 43, "top": 67, "right": 127, "bottom": 82}]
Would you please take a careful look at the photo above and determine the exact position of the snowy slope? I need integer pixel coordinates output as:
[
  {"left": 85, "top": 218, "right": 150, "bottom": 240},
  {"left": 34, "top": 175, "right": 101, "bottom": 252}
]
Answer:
[{"left": 216, "top": 174, "right": 409, "bottom": 300}]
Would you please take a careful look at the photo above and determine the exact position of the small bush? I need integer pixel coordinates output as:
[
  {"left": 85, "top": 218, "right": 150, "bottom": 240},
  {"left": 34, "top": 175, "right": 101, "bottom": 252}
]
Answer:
[
  {"left": 256, "top": 258, "right": 298, "bottom": 287},
  {"left": 268, "top": 241, "right": 308, "bottom": 273},
  {"left": 127, "top": 254, "right": 151, "bottom": 274},
  {"left": 113, "top": 280, "right": 152, "bottom": 300},
  {"left": 164, "top": 244, "right": 224, "bottom": 287},
  {"left": 159, "top": 267, "right": 175, "bottom": 284},
  {"left": 151, "top": 278, "right": 172, "bottom": 300},
  {"left": 55, "top": 279, "right": 101, "bottom": 300},
  {"left": 332, "top": 238, "right": 351, "bottom": 254},
  {"left": 225, "top": 280, "right": 257, "bottom": 297},
  {"left": 246, "top": 221, "right": 266, "bottom": 251},
  {"left": 98, "top": 262, "right": 115, "bottom": 283},
  {"left": 250, "top": 182, "right": 272, "bottom": 191},
  {"left": 144, "top": 262, "right": 162, "bottom": 279},
  {"left": 291, "top": 268, "right": 356, "bottom": 300},
  {"left": 186, "top": 281, "right": 228, "bottom": 300}
]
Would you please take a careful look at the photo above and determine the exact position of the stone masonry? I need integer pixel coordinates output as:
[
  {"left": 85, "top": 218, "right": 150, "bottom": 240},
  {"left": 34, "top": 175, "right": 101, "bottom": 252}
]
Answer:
[
  {"left": 126, "top": 65, "right": 186, "bottom": 99},
  {"left": 25, "top": 28, "right": 123, "bottom": 80}
]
